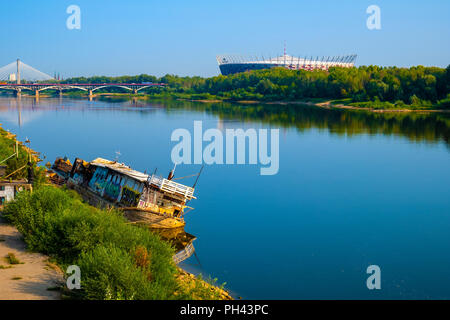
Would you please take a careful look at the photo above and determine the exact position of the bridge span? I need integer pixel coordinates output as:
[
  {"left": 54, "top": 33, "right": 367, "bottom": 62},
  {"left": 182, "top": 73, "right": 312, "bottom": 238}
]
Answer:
[
  {"left": 0, "top": 83, "right": 167, "bottom": 98},
  {"left": 0, "top": 59, "right": 167, "bottom": 98}
]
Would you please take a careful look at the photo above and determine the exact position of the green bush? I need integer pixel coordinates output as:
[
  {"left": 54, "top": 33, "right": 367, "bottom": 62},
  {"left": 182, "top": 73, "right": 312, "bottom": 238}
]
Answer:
[
  {"left": 436, "top": 94, "right": 450, "bottom": 109},
  {"left": 5, "top": 252, "right": 22, "bottom": 265},
  {"left": 75, "top": 245, "right": 178, "bottom": 300},
  {"left": 3, "top": 186, "right": 180, "bottom": 300}
]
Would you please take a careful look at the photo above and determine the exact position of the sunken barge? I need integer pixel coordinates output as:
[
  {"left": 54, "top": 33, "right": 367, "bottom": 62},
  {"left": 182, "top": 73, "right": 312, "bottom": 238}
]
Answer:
[
  {"left": 51, "top": 157, "right": 199, "bottom": 263},
  {"left": 53, "top": 157, "right": 197, "bottom": 230}
]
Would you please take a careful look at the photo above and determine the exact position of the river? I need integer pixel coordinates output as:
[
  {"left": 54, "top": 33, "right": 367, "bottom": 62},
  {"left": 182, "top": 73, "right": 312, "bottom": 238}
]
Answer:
[{"left": 0, "top": 95, "right": 449, "bottom": 299}]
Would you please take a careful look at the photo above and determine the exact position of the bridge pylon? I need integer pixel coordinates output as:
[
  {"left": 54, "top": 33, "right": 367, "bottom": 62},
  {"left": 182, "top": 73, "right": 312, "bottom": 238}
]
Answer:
[
  {"left": 16, "top": 59, "right": 21, "bottom": 84},
  {"left": 0, "top": 59, "right": 53, "bottom": 83}
]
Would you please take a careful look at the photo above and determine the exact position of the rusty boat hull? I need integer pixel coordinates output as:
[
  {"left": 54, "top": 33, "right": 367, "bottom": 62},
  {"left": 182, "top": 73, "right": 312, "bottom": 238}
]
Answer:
[{"left": 68, "top": 181, "right": 186, "bottom": 229}]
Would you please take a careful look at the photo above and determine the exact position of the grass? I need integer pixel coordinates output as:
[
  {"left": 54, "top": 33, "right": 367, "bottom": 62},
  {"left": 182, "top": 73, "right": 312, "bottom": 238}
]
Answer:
[
  {"left": 183, "top": 274, "right": 228, "bottom": 300},
  {"left": 0, "top": 125, "right": 47, "bottom": 185},
  {"left": 5, "top": 252, "right": 23, "bottom": 265},
  {"left": 0, "top": 264, "right": 12, "bottom": 269},
  {"left": 3, "top": 185, "right": 224, "bottom": 300}
]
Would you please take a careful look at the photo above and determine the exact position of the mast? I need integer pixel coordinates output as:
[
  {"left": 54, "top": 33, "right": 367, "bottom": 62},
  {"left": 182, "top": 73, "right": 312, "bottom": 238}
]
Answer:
[{"left": 192, "top": 165, "right": 204, "bottom": 189}]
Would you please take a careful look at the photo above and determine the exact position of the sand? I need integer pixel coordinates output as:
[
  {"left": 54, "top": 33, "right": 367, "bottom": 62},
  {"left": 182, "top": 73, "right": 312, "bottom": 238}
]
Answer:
[{"left": 0, "top": 215, "right": 64, "bottom": 300}]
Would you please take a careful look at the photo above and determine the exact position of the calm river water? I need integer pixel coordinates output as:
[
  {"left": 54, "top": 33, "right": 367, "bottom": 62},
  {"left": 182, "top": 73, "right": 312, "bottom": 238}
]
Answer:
[{"left": 0, "top": 96, "right": 449, "bottom": 299}]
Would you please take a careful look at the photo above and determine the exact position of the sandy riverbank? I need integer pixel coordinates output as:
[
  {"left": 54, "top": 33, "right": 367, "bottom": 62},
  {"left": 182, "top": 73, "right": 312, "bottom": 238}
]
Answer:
[{"left": 0, "top": 215, "right": 64, "bottom": 300}]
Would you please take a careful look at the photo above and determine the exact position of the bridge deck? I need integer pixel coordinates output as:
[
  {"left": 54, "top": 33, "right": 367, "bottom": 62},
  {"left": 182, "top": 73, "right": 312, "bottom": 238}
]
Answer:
[
  {"left": 0, "top": 83, "right": 166, "bottom": 86},
  {"left": 0, "top": 83, "right": 167, "bottom": 93}
]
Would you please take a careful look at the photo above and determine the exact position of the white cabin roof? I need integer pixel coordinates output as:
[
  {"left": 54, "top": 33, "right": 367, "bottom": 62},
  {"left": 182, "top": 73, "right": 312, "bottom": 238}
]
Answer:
[
  {"left": 90, "top": 158, "right": 149, "bottom": 182},
  {"left": 89, "top": 158, "right": 196, "bottom": 200}
]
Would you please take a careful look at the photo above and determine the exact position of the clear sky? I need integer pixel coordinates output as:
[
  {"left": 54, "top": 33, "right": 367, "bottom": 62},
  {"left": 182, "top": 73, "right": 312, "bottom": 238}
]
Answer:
[{"left": 1, "top": 0, "right": 449, "bottom": 78}]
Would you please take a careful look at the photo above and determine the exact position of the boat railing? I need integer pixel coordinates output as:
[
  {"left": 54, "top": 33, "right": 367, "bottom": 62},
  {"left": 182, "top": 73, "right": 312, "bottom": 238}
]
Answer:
[{"left": 149, "top": 174, "right": 196, "bottom": 200}]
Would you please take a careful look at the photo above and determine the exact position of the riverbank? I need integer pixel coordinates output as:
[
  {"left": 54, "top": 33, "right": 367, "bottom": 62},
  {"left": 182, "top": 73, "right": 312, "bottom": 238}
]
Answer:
[
  {"left": 80, "top": 93, "right": 450, "bottom": 113},
  {"left": 0, "top": 128, "right": 231, "bottom": 300},
  {"left": 173, "top": 96, "right": 450, "bottom": 113},
  {"left": 3, "top": 183, "right": 231, "bottom": 300},
  {"left": 1, "top": 209, "right": 231, "bottom": 300},
  {"left": 0, "top": 215, "right": 63, "bottom": 300}
]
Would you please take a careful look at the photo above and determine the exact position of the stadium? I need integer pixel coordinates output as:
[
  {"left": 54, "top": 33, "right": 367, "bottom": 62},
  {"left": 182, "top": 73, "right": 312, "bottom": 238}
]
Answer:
[{"left": 216, "top": 53, "right": 357, "bottom": 75}]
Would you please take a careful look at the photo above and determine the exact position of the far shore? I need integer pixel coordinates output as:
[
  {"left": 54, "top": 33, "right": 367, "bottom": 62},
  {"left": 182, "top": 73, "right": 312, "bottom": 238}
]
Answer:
[
  {"left": 3, "top": 92, "right": 449, "bottom": 113},
  {"left": 176, "top": 98, "right": 450, "bottom": 113}
]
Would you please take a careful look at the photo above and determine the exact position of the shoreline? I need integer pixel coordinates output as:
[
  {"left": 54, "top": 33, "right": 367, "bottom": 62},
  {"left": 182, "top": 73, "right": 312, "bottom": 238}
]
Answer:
[
  {"left": 177, "top": 97, "right": 450, "bottom": 113},
  {"left": 0, "top": 128, "right": 232, "bottom": 300},
  {"left": 3, "top": 92, "right": 449, "bottom": 113}
]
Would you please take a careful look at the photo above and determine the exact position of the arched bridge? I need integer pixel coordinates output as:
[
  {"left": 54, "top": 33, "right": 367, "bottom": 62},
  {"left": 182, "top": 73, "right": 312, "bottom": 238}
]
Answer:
[
  {"left": 0, "top": 83, "right": 167, "bottom": 97},
  {"left": 0, "top": 83, "right": 166, "bottom": 97},
  {"left": 0, "top": 59, "right": 167, "bottom": 98}
]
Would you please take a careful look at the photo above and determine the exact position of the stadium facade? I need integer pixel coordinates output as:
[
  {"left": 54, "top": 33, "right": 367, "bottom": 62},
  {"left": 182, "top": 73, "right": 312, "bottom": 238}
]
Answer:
[{"left": 216, "top": 54, "right": 357, "bottom": 75}]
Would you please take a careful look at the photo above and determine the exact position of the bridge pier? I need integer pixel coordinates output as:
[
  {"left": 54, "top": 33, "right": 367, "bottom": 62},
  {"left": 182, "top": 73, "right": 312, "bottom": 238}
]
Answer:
[
  {"left": 14, "top": 88, "right": 21, "bottom": 97},
  {"left": 88, "top": 89, "right": 94, "bottom": 99},
  {"left": 35, "top": 90, "right": 39, "bottom": 98},
  {"left": 132, "top": 89, "right": 138, "bottom": 95}
]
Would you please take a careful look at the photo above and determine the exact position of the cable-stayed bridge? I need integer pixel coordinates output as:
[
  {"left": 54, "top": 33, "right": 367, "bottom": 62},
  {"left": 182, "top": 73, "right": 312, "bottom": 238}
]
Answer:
[
  {"left": 0, "top": 59, "right": 166, "bottom": 98},
  {"left": 0, "top": 59, "right": 53, "bottom": 82}
]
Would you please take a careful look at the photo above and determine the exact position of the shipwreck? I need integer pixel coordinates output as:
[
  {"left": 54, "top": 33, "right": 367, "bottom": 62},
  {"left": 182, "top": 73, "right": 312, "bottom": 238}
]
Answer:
[{"left": 51, "top": 157, "right": 200, "bottom": 264}]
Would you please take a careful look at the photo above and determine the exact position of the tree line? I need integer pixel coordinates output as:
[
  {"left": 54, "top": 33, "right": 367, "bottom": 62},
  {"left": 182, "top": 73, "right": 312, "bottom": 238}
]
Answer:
[{"left": 62, "top": 65, "right": 450, "bottom": 108}]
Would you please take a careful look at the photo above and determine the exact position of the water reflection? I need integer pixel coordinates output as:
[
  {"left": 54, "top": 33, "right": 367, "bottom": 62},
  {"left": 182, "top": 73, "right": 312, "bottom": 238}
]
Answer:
[
  {"left": 152, "top": 227, "right": 197, "bottom": 259},
  {"left": 2, "top": 96, "right": 447, "bottom": 148},
  {"left": 157, "top": 99, "right": 450, "bottom": 149}
]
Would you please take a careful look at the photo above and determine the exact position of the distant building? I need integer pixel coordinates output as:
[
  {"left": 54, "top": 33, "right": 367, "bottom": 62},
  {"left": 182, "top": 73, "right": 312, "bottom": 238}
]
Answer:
[
  {"left": 216, "top": 53, "right": 357, "bottom": 75},
  {"left": 0, "top": 180, "right": 32, "bottom": 208}
]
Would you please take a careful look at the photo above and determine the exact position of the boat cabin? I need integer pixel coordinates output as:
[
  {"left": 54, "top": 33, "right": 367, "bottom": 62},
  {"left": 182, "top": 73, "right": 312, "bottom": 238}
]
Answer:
[{"left": 68, "top": 158, "right": 196, "bottom": 218}]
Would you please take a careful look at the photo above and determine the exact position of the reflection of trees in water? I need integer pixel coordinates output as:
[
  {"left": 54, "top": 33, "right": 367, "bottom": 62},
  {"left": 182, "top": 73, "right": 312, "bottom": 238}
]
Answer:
[
  {"left": 161, "top": 100, "right": 450, "bottom": 148},
  {"left": 3, "top": 96, "right": 449, "bottom": 148}
]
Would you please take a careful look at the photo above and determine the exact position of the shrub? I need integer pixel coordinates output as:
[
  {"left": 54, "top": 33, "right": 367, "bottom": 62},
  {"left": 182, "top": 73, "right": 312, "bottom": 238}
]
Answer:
[
  {"left": 4, "top": 185, "right": 224, "bottom": 300},
  {"left": 3, "top": 186, "right": 178, "bottom": 299},
  {"left": 75, "top": 245, "right": 175, "bottom": 300},
  {"left": 5, "top": 253, "right": 22, "bottom": 265}
]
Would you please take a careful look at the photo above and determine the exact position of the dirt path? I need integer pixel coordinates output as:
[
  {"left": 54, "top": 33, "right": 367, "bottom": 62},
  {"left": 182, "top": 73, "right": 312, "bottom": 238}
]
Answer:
[{"left": 0, "top": 216, "right": 63, "bottom": 300}]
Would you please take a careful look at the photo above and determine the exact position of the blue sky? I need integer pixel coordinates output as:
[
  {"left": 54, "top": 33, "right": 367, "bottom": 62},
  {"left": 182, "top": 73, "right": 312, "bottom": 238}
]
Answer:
[{"left": 1, "top": 0, "right": 449, "bottom": 77}]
